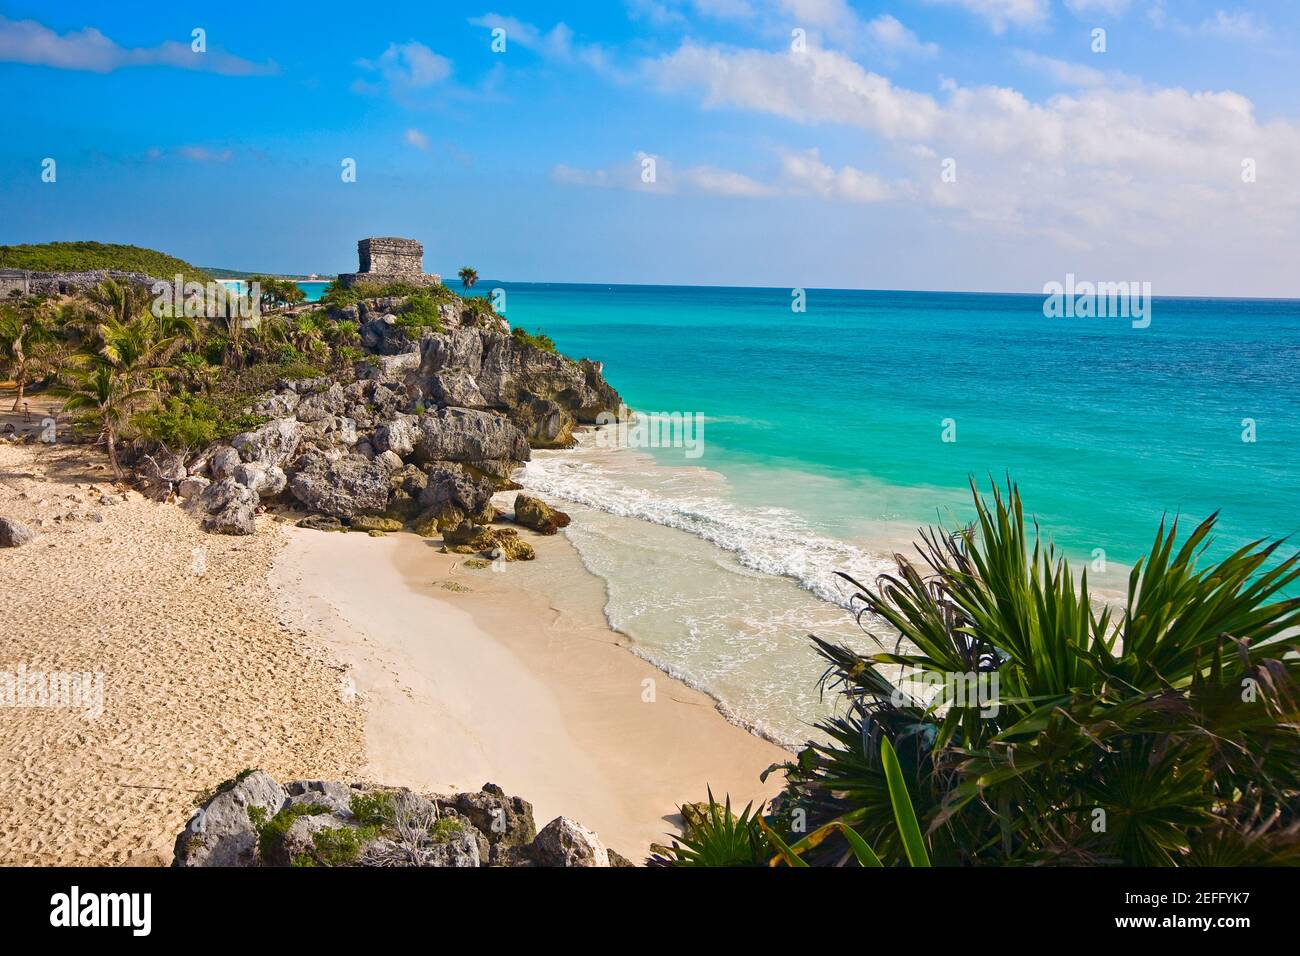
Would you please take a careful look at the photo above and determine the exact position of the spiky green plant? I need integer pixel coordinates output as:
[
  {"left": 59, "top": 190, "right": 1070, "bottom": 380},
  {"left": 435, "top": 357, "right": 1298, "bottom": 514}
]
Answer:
[
  {"left": 773, "top": 479, "right": 1300, "bottom": 866},
  {"left": 648, "top": 790, "right": 771, "bottom": 867}
]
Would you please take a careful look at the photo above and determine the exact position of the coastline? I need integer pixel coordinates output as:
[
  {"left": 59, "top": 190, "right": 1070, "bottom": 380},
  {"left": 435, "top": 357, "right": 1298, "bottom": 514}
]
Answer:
[{"left": 270, "top": 514, "right": 789, "bottom": 860}]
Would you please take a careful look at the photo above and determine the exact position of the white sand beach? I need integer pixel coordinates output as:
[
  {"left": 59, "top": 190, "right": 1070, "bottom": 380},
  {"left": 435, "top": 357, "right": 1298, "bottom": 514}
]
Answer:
[
  {"left": 0, "top": 429, "right": 365, "bottom": 865},
  {"left": 0, "top": 400, "right": 786, "bottom": 863},
  {"left": 272, "top": 512, "right": 788, "bottom": 860}
]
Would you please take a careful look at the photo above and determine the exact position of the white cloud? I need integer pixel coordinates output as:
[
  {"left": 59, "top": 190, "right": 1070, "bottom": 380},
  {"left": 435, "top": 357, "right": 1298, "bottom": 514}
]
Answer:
[
  {"left": 552, "top": 152, "right": 668, "bottom": 192},
  {"left": 469, "top": 14, "right": 611, "bottom": 71},
  {"left": 642, "top": 39, "right": 1300, "bottom": 250},
  {"left": 625, "top": 0, "right": 757, "bottom": 27},
  {"left": 773, "top": 3, "right": 938, "bottom": 56},
  {"left": 552, "top": 151, "right": 771, "bottom": 198},
  {"left": 0, "top": 15, "right": 275, "bottom": 75},
  {"left": 1200, "top": 10, "right": 1266, "bottom": 41},
  {"left": 625, "top": 0, "right": 688, "bottom": 28},
  {"left": 1015, "top": 50, "right": 1129, "bottom": 87},
  {"left": 404, "top": 128, "right": 430, "bottom": 150},
  {"left": 693, "top": 0, "right": 758, "bottom": 19},
  {"left": 924, "top": 0, "right": 1050, "bottom": 34},
  {"left": 682, "top": 165, "right": 774, "bottom": 197},
  {"left": 779, "top": 149, "right": 893, "bottom": 202},
  {"left": 1148, "top": 3, "right": 1266, "bottom": 41},
  {"left": 147, "top": 146, "right": 236, "bottom": 163},
  {"left": 1064, "top": 0, "right": 1131, "bottom": 15},
  {"left": 778, "top": 0, "right": 860, "bottom": 34},
  {"left": 648, "top": 43, "right": 940, "bottom": 138},
  {"left": 356, "top": 41, "right": 452, "bottom": 93},
  {"left": 553, "top": 148, "right": 896, "bottom": 204},
  {"left": 866, "top": 15, "right": 939, "bottom": 56}
]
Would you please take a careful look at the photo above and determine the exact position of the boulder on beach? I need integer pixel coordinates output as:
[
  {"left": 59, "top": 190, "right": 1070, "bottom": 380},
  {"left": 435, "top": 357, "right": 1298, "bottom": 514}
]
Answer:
[
  {"left": 0, "top": 517, "right": 37, "bottom": 548},
  {"left": 297, "top": 514, "right": 346, "bottom": 532},
  {"left": 350, "top": 515, "right": 402, "bottom": 533},
  {"left": 287, "top": 452, "right": 390, "bottom": 519},
  {"left": 233, "top": 462, "right": 287, "bottom": 498},
  {"left": 192, "top": 478, "right": 258, "bottom": 536},
  {"left": 531, "top": 816, "right": 611, "bottom": 868},
  {"left": 173, "top": 770, "right": 288, "bottom": 867},
  {"left": 514, "top": 494, "right": 571, "bottom": 535}
]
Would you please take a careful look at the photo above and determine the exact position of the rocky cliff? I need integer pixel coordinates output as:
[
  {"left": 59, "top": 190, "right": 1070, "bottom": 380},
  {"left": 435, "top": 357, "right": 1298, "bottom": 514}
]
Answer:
[{"left": 173, "top": 294, "right": 622, "bottom": 545}]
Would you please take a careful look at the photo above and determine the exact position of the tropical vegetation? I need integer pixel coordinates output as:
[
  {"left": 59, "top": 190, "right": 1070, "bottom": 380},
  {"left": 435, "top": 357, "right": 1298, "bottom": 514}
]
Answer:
[
  {"left": 657, "top": 480, "right": 1300, "bottom": 866},
  {"left": 2, "top": 246, "right": 554, "bottom": 484}
]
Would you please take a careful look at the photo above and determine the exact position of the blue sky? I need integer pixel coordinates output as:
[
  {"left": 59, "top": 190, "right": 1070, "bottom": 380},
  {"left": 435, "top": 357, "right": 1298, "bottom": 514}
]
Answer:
[{"left": 2, "top": 0, "right": 1299, "bottom": 295}]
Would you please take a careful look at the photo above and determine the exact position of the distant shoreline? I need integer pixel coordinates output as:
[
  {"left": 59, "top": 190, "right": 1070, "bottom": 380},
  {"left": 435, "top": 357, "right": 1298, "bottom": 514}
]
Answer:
[{"left": 205, "top": 269, "right": 336, "bottom": 282}]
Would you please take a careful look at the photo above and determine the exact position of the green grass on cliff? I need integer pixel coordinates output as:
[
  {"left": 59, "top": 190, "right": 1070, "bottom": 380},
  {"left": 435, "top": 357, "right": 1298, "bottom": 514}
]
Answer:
[{"left": 0, "top": 241, "right": 212, "bottom": 284}]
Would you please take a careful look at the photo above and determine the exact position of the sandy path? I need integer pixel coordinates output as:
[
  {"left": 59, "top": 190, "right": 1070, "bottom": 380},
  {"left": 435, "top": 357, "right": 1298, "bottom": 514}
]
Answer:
[
  {"left": 272, "top": 523, "right": 789, "bottom": 861},
  {"left": 0, "top": 436, "right": 364, "bottom": 865}
]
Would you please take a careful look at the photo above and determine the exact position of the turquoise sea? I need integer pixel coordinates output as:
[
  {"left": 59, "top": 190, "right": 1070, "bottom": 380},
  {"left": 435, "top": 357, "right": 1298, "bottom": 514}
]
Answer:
[
  {"left": 493, "top": 284, "right": 1300, "bottom": 561},
  {"left": 454, "top": 284, "right": 1300, "bottom": 744},
  {"left": 297, "top": 281, "right": 329, "bottom": 302}
]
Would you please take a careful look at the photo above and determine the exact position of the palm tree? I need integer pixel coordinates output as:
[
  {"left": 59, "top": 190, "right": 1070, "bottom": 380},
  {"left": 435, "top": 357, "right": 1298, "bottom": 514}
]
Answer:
[
  {"left": 85, "top": 278, "right": 150, "bottom": 326},
  {"left": 54, "top": 309, "right": 174, "bottom": 480},
  {"left": 178, "top": 351, "right": 219, "bottom": 394},
  {"left": 772, "top": 480, "right": 1300, "bottom": 866},
  {"left": 458, "top": 267, "right": 479, "bottom": 289},
  {"left": 55, "top": 362, "right": 156, "bottom": 480},
  {"left": 92, "top": 313, "right": 177, "bottom": 382},
  {"left": 0, "top": 304, "right": 56, "bottom": 411},
  {"left": 290, "top": 313, "right": 326, "bottom": 356}
]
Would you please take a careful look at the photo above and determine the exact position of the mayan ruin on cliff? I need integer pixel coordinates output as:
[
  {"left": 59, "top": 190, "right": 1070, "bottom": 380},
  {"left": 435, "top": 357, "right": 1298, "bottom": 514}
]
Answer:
[{"left": 337, "top": 237, "right": 441, "bottom": 289}]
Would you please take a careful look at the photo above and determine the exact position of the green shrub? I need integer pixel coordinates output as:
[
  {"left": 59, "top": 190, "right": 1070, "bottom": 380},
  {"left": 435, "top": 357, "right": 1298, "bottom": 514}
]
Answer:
[
  {"left": 300, "top": 825, "right": 380, "bottom": 867},
  {"left": 394, "top": 293, "right": 445, "bottom": 334},
  {"left": 256, "top": 802, "right": 332, "bottom": 861},
  {"left": 511, "top": 327, "right": 557, "bottom": 353},
  {"left": 429, "top": 817, "right": 466, "bottom": 844},
  {"left": 133, "top": 395, "right": 221, "bottom": 450},
  {"left": 320, "top": 280, "right": 455, "bottom": 311},
  {"left": 462, "top": 296, "right": 499, "bottom": 325},
  {"left": 133, "top": 391, "right": 270, "bottom": 448},
  {"left": 271, "top": 343, "right": 303, "bottom": 365},
  {"left": 349, "top": 791, "right": 396, "bottom": 827},
  {"left": 194, "top": 768, "right": 256, "bottom": 807}
]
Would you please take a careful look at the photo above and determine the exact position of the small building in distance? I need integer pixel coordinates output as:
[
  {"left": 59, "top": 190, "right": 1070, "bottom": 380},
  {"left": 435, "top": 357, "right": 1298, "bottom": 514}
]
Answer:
[
  {"left": 337, "top": 237, "right": 441, "bottom": 289},
  {"left": 0, "top": 269, "right": 31, "bottom": 298}
]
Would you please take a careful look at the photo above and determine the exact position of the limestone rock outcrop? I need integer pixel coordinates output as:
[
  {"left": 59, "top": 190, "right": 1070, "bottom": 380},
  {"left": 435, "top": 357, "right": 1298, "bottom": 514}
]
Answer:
[
  {"left": 175, "top": 282, "right": 620, "bottom": 539},
  {"left": 173, "top": 773, "right": 618, "bottom": 868}
]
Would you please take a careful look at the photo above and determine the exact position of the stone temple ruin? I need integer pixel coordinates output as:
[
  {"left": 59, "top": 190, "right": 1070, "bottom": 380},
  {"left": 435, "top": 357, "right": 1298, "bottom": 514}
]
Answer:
[{"left": 337, "top": 237, "right": 441, "bottom": 289}]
